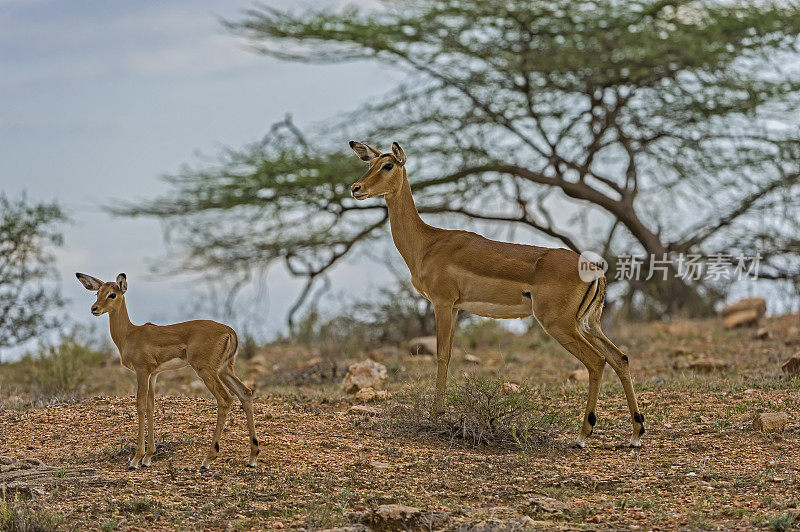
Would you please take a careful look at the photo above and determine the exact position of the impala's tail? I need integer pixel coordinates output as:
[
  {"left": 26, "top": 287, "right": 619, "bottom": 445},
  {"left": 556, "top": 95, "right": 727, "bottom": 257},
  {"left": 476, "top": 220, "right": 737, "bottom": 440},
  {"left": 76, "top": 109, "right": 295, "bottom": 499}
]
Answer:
[
  {"left": 223, "top": 331, "right": 239, "bottom": 368},
  {"left": 577, "top": 276, "right": 605, "bottom": 326}
]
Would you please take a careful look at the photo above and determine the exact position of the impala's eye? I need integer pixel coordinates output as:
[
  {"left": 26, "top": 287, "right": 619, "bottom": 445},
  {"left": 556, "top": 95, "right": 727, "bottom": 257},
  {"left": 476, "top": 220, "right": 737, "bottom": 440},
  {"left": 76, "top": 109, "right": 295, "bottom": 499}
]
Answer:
[
  {"left": 382, "top": 163, "right": 394, "bottom": 171},
  {"left": 108, "top": 293, "right": 116, "bottom": 299}
]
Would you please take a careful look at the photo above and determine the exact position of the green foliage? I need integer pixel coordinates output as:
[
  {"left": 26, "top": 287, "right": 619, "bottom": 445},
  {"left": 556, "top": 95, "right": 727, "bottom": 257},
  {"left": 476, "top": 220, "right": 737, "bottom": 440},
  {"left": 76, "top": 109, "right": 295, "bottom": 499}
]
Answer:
[
  {"left": 289, "top": 278, "right": 434, "bottom": 350},
  {"left": 7, "top": 336, "right": 110, "bottom": 396},
  {"left": 0, "top": 497, "right": 59, "bottom": 532},
  {"left": 120, "top": 0, "right": 800, "bottom": 321},
  {"left": 0, "top": 194, "right": 67, "bottom": 355},
  {"left": 767, "top": 512, "right": 797, "bottom": 532},
  {"left": 457, "top": 318, "right": 511, "bottom": 350}
]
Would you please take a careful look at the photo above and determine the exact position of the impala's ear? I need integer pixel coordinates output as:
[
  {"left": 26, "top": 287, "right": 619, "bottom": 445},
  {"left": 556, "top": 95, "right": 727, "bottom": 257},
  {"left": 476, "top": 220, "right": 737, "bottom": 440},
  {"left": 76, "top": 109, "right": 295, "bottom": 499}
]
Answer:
[
  {"left": 76, "top": 273, "right": 104, "bottom": 291},
  {"left": 116, "top": 273, "right": 127, "bottom": 294},
  {"left": 391, "top": 142, "right": 406, "bottom": 166},
  {"left": 349, "top": 140, "right": 381, "bottom": 162}
]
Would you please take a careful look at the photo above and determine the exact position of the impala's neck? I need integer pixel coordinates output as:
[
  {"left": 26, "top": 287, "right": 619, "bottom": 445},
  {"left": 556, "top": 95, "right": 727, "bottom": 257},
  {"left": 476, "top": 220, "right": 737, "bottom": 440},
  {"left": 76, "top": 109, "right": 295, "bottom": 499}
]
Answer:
[
  {"left": 108, "top": 297, "right": 134, "bottom": 352},
  {"left": 385, "top": 170, "right": 433, "bottom": 272}
]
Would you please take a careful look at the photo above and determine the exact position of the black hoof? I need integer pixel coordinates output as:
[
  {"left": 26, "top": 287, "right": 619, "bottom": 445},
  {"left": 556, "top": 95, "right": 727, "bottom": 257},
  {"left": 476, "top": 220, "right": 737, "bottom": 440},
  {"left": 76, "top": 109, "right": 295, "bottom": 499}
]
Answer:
[
  {"left": 199, "top": 465, "right": 208, "bottom": 472},
  {"left": 246, "top": 463, "right": 256, "bottom": 468}
]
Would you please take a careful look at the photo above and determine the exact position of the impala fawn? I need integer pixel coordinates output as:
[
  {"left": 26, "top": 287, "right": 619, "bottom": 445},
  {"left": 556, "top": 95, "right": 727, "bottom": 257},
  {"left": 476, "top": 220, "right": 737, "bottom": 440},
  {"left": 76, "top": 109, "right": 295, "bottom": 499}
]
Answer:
[{"left": 76, "top": 272, "right": 259, "bottom": 470}]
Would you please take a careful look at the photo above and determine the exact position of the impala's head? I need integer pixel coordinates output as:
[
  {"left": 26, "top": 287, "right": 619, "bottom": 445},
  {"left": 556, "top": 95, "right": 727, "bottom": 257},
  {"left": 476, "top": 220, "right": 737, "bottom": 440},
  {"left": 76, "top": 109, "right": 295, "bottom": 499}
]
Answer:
[
  {"left": 349, "top": 141, "right": 407, "bottom": 199},
  {"left": 76, "top": 272, "right": 127, "bottom": 316}
]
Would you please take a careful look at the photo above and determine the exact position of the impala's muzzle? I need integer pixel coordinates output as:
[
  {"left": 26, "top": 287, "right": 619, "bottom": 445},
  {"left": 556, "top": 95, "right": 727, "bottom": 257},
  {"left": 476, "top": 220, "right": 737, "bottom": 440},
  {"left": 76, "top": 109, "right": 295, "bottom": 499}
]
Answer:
[
  {"left": 350, "top": 183, "right": 368, "bottom": 200},
  {"left": 91, "top": 306, "right": 101, "bottom": 316}
]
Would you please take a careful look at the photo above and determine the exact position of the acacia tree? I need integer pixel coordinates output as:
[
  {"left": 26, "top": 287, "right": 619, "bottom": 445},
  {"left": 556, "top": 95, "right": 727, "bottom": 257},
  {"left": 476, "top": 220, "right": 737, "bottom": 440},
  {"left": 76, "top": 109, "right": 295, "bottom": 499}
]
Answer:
[
  {"left": 0, "top": 194, "right": 67, "bottom": 358},
  {"left": 118, "top": 0, "right": 800, "bottom": 325}
]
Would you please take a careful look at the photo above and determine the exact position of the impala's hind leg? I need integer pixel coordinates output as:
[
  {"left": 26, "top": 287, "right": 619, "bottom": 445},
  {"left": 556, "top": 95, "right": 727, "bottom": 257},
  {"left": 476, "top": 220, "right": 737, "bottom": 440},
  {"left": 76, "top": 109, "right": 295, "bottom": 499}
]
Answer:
[
  {"left": 220, "top": 365, "right": 259, "bottom": 467},
  {"left": 542, "top": 323, "right": 606, "bottom": 448},
  {"left": 584, "top": 325, "right": 644, "bottom": 447},
  {"left": 196, "top": 368, "right": 232, "bottom": 471}
]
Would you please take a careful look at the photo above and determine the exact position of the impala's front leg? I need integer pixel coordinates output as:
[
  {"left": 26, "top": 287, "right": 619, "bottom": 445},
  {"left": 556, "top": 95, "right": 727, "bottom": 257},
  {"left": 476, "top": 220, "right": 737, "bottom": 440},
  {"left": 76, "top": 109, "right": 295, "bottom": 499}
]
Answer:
[
  {"left": 142, "top": 374, "right": 158, "bottom": 467},
  {"left": 432, "top": 304, "right": 458, "bottom": 417},
  {"left": 129, "top": 371, "right": 149, "bottom": 470}
]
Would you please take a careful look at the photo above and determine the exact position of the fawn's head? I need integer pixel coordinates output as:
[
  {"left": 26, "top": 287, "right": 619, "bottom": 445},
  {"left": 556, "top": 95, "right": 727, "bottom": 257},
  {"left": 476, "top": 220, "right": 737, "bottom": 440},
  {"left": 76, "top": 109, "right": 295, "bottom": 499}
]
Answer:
[
  {"left": 349, "top": 141, "right": 407, "bottom": 199},
  {"left": 75, "top": 272, "right": 127, "bottom": 316}
]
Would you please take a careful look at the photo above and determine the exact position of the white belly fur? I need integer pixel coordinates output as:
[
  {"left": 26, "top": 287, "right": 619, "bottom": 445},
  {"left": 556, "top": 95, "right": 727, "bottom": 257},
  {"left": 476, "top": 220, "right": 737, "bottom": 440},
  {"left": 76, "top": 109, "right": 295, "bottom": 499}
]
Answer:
[
  {"left": 457, "top": 301, "right": 532, "bottom": 319},
  {"left": 153, "top": 357, "right": 189, "bottom": 373}
]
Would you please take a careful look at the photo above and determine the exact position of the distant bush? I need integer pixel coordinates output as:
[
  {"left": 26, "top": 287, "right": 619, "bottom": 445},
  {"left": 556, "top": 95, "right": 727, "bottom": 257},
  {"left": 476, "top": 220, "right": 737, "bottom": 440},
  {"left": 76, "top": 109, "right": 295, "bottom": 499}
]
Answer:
[
  {"left": 2, "top": 336, "right": 110, "bottom": 398},
  {"left": 0, "top": 496, "right": 59, "bottom": 532},
  {"left": 31, "top": 337, "right": 109, "bottom": 395},
  {"left": 289, "top": 279, "right": 435, "bottom": 352},
  {"left": 457, "top": 318, "right": 510, "bottom": 350}
]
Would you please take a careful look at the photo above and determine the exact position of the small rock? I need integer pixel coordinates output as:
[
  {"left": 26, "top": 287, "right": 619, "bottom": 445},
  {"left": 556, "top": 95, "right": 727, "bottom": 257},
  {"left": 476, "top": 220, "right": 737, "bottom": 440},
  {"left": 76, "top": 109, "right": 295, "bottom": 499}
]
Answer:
[
  {"left": 528, "top": 496, "right": 568, "bottom": 513},
  {"left": 1, "top": 481, "right": 33, "bottom": 499},
  {"left": 755, "top": 327, "right": 770, "bottom": 340},
  {"left": 368, "top": 346, "right": 405, "bottom": 361},
  {"left": 502, "top": 382, "right": 521, "bottom": 394},
  {"left": 752, "top": 412, "right": 788, "bottom": 433},
  {"left": 341, "top": 359, "right": 387, "bottom": 393},
  {"left": 407, "top": 336, "right": 437, "bottom": 356},
  {"left": 781, "top": 353, "right": 800, "bottom": 376},
  {"left": 347, "top": 405, "right": 381, "bottom": 416},
  {"left": 463, "top": 353, "right": 480, "bottom": 364},
  {"left": 469, "top": 517, "right": 535, "bottom": 531},
  {"left": 672, "top": 356, "right": 691, "bottom": 370},
  {"left": 688, "top": 357, "right": 729, "bottom": 372},
  {"left": 672, "top": 346, "right": 692, "bottom": 356},
  {"left": 568, "top": 368, "right": 590, "bottom": 383},
  {"left": 721, "top": 297, "right": 767, "bottom": 329},
  {"left": 370, "top": 461, "right": 391, "bottom": 469},
  {"left": 361, "top": 504, "right": 449, "bottom": 531},
  {"left": 723, "top": 309, "right": 760, "bottom": 329},
  {"left": 0, "top": 456, "right": 15, "bottom": 466},
  {"left": 355, "top": 387, "right": 391, "bottom": 402}
]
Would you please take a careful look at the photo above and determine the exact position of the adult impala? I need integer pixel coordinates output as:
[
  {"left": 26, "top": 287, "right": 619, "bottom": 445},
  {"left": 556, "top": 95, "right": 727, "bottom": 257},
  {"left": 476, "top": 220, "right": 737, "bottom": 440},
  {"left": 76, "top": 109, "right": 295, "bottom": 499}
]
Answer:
[
  {"left": 348, "top": 141, "right": 645, "bottom": 447},
  {"left": 76, "top": 272, "right": 259, "bottom": 470}
]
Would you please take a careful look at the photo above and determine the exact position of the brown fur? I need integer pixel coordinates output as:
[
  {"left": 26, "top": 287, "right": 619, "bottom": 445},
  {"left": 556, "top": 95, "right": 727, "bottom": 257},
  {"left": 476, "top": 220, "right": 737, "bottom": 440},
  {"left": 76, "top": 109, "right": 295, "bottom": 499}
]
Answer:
[
  {"left": 75, "top": 273, "right": 260, "bottom": 469},
  {"left": 348, "top": 141, "right": 644, "bottom": 447}
]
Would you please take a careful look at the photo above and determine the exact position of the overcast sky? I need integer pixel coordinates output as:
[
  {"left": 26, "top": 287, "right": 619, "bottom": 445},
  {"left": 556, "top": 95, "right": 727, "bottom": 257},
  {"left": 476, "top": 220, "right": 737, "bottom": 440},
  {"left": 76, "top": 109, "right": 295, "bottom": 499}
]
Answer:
[{"left": 0, "top": 0, "right": 403, "bottom": 358}]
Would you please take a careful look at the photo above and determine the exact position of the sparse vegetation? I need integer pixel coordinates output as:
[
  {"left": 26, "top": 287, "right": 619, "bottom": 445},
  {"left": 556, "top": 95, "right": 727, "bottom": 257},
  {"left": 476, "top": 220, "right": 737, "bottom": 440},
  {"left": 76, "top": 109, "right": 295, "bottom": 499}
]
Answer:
[
  {"left": 1, "top": 336, "right": 110, "bottom": 397},
  {"left": 0, "top": 497, "right": 59, "bottom": 532},
  {"left": 1, "top": 312, "right": 799, "bottom": 529},
  {"left": 377, "top": 377, "right": 558, "bottom": 451}
]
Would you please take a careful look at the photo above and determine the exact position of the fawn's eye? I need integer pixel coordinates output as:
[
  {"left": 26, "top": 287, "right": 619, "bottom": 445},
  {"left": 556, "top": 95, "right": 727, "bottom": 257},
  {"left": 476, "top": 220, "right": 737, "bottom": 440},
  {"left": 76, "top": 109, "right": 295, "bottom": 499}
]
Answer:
[
  {"left": 108, "top": 293, "right": 116, "bottom": 299},
  {"left": 382, "top": 163, "right": 394, "bottom": 171}
]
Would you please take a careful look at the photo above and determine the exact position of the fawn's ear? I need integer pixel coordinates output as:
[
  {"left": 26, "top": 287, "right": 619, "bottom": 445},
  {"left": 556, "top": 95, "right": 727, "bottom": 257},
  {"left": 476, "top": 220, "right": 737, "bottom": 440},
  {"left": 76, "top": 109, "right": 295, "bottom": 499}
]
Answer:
[
  {"left": 76, "top": 273, "right": 103, "bottom": 291},
  {"left": 391, "top": 142, "right": 406, "bottom": 166},
  {"left": 349, "top": 140, "right": 381, "bottom": 162},
  {"left": 116, "top": 273, "right": 127, "bottom": 294}
]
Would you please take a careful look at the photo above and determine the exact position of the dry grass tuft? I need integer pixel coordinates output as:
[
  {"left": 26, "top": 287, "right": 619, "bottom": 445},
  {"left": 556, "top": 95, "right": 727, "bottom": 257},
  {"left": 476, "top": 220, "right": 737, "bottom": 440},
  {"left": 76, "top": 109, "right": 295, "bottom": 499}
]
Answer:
[
  {"left": 0, "top": 496, "right": 59, "bottom": 532},
  {"left": 374, "top": 376, "right": 559, "bottom": 451}
]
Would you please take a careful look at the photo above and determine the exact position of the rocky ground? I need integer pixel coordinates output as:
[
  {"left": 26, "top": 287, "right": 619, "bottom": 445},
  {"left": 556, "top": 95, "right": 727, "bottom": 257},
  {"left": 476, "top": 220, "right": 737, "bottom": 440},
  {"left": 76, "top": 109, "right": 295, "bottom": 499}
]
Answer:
[{"left": 1, "top": 312, "right": 799, "bottom": 530}]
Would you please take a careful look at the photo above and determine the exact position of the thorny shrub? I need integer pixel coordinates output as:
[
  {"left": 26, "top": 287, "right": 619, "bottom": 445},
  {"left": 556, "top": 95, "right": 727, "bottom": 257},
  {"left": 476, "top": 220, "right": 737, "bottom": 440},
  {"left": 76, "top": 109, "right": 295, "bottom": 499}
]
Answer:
[{"left": 374, "top": 376, "right": 561, "bottom": 451}]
